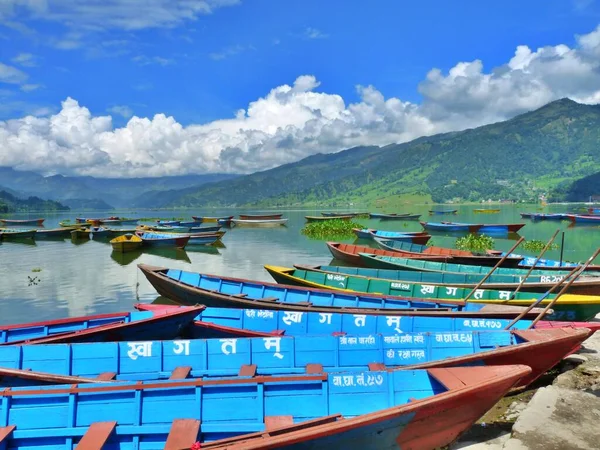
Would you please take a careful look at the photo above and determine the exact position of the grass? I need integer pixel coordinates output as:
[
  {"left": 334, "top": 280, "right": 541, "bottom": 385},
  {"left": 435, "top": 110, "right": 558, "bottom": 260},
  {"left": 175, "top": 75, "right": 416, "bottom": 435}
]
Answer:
[
  {"left": 455, "top": 234, "right": 495, "bottom": 252},
  {"left": 301, "top": 219, "right": 365, "bottom": 240},
  {"left": 523, "top": 239, "right": 559, "bottom": 252}
]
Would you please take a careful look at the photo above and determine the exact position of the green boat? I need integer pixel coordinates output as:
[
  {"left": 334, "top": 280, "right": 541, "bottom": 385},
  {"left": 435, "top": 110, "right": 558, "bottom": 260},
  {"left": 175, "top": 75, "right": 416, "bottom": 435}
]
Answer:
[
  {"left": 0, "top": 228, "right": 37, "bottom": 240},
  {"left": 264, "top": 264, "right": 600, "bottom": 321}
]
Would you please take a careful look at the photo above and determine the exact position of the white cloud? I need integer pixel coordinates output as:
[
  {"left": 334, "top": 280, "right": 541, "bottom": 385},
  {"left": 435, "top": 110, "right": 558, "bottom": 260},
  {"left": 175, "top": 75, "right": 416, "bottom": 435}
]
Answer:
[
  {"left": 209, "top": 44, "right": 252, "bottom": 60},
  {"left": 0, "top": 62, "right": 28, "bottom": 84},
  {"left": 304, "top": 27, "right": 328, "bottom": 39},
  {"left": 11, "top": 52, "right": 36, "bottom": 67},
  {"left": 132, "top": 55, "right": 174, "bottom": 66},
  {"left": 2, "top": 25, "right": 600, "bottom": 178},
  {"left": 107, "top": 105, "right": 133, "bottom": 118},
  {"left": 0, "top": 0, "right": 241, "bottom": 31},
  {"left": 20, "top": 83, "right": 41, "bottom": 92}
]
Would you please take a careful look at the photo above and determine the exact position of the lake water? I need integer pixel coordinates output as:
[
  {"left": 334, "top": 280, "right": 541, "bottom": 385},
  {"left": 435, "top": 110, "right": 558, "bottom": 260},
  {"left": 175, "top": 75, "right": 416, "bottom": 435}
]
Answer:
[{"left": 1, "top": 204, "right": 598, "bottom": 326}]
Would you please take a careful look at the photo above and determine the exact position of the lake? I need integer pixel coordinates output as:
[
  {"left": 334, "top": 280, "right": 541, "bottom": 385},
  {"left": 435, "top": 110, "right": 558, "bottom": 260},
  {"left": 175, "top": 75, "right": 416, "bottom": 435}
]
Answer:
[{"left": 1, "top": 204, "right": 598, "bottom": 326}]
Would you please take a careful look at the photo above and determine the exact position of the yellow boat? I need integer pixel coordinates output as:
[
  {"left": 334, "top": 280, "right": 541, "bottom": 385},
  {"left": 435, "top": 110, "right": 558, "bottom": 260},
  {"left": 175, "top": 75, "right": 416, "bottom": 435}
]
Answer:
[
  {"left": 473, "top": 208, "right": 500, "bottom": 213},
  {"left": 110, "top": 233, "right": 143, "bottom": 253}
]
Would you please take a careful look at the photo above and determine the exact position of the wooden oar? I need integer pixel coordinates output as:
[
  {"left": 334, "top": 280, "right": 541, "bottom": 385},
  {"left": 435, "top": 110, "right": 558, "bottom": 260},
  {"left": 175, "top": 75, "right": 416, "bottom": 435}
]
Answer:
[
  {"left": 509, "top": 229, "right": 560, "bottom": 300},
  {"left": 529, "top": 247, "right": 600, "bottom": 328},
  {"left": 463, "top": 237, "right": 525, "bottom": 302}
]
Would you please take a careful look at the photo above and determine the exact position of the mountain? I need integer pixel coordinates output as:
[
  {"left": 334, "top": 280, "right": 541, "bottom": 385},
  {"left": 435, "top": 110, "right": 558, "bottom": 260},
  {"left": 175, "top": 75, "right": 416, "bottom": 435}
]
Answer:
[
  {"left": 162, "top": 98, "right": 600, "bottom": 207},
  {"left": 0, "top": 168, "right": 238, "bottom": 208},
  {"left": 0, "top": 190, "right": 69, "bottom": 213}
]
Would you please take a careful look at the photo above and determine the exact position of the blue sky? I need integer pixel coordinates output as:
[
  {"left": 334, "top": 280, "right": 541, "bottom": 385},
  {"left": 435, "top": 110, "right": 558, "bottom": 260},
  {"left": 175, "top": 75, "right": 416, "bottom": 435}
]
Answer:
[{"left": 1, "top": 0, "right": 600, "bottom": 177}]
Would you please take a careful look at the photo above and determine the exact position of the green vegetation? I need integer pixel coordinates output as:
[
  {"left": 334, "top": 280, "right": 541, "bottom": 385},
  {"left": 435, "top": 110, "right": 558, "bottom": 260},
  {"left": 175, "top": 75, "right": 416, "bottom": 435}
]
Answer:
[
  {"left": 455, "top": 234, "right": 495, "bottom": 252},
  {"left": 301, "top": 219, "right": 365, "bottom": 240},
  {"left": 523, "top": 240, "right": 559, "bottom": 252},
  {"left": 0, "top": 190, "right": 69, "bottom": 212},
  {"left": 138, "top": 217, "right": 186, "bottom": 222},
  {"left": 161, "top": 98, "right": 600, "bottom": 207}
]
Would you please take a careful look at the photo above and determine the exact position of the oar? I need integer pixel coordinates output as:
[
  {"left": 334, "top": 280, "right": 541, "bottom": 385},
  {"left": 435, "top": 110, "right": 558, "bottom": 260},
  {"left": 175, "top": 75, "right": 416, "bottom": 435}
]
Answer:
[
  {"left": 509, "top": 229, "right": 560, "bottom": 300},
  {"left": 463, "top": 237, "right": 525, "bottom": 302},
  {"left": 528, "top": 247, "right": 600, "bottom": 328}
]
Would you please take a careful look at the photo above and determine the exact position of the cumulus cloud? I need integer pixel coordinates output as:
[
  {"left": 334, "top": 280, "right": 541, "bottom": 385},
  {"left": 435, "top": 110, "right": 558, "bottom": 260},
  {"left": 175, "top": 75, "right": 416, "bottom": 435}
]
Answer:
[
  {"left": 107, "top": 105, "right": 133, "bottom": 118},
  {"left": 2, "top": 25, "right": 600, "bottom": 178}
]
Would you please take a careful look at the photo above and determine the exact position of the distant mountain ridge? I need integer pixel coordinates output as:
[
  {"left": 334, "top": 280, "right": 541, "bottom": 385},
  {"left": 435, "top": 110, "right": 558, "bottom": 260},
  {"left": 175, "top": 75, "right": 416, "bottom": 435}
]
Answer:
[
  {"left": 0, "top": 189, "right": 69, "bottom": 213},
  {"left": 160, "top": 98, "right": 600, "bottom": 207}
]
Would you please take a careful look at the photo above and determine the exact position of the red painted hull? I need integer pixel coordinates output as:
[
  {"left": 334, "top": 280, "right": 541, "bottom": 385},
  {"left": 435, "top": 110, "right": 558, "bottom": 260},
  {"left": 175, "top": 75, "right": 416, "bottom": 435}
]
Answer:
[
  {"left": 326, "top": 242, "right": 449, "bottom": 266},
  {"left": 204, "top": 365, "right": 530, "bottom": 450}
]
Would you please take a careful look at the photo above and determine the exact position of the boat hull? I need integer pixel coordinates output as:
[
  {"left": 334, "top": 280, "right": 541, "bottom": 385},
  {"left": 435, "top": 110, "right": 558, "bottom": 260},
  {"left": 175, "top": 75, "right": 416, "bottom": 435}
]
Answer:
[
  {"left": 0, "top": 218, "right": 44, "bottom": 226},
  {"left": 231, "top": 218, "right": 288, "bottom": 227}
]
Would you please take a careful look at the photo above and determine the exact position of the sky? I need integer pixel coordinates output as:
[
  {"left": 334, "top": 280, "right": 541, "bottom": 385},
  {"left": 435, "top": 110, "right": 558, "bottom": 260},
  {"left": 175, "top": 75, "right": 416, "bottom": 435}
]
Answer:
[{"left": 1, "top": 0, "right": 600, "bottom": 178}]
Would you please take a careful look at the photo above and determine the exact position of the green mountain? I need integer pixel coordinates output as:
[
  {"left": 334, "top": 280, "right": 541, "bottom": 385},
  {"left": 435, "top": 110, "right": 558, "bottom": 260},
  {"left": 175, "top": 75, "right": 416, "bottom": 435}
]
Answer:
[
  {"left": 165, "top": 98, "right": 600, "bottom": 207},
  {"left": 0, "top": 190, "right": 69, "bottom": 213}
]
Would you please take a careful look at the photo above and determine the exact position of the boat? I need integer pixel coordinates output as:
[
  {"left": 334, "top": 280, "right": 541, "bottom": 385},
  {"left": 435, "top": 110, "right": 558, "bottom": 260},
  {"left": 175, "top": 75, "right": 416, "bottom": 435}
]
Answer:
[
  {"left": 136, "top": 232, "right": 190, "bottom": 248},
  {"left": 473, "top": 208, "right": 501, "bottom": 213},
  {"left": 327, "top": 241, "right": 450, "bottom": 266},
  {"left": 0, "top": 228, "right": 37, "bottom": 240},
  {"left": 110, "top": 233, "right": 143, "bottom": 253},
  {"left": 117, "top": 218, "right": 140, "bottom": 225},
  {"left": 34, "top": 227, "right": 77, "bottom": 238},
  {"left": 266, "top": 265, "right": 600, "bottom": 321},
  {"left": 322, "top": 212, "right": 369, "bottom": 217},
  {"left": 520, "top": 212, "right": 566, "bottom": 221},
  {"left": 217, "top": 217, "right": 233, "bottom": 226},
  {"left": 428, "top": 209, "right": 458, "bottom": 215},
  {"left": 136, "top": 303, "right": 600, "bottom": 338},
  {"left": 189, "top": 225, "right": 222, "bottom": 233},
  {"left": 420, "top": 221, "right": 526, "bottom": 233},
  {"left": 138, "top": 264, "right": 547, "bottom": 319},
  {"left": 305, "top": 215, "right": 354, "bottom": 222},
  {"left": 369, "top": 213, "right": 411, "bottom": 219},
  {"left": 231, "top": 218, "right": 288, "bottom": 227},
  {"left": 70, "top": 228, "right": 91, "bottom": 239},
  {"left": 0, "top": 306, "right": 204, "bottom": 345},
  {"left": 353, "top": 228, "right": 431, "bottom": 244},
  {"left": 186, "top": 232, "right": 222, "bottom": 246},
  {"left": 179, "top": 220, "right": 202, "bottom": 227},
  {"left": 0, "top": 328, "right": 588, "bottom": 390},
  {"left": 59, "top": 221, "right": 87, "bottom": 228},
  {"left": 565, "top": 214, "right": 600, "bottom": 224},
  {"left": 374, "top": 239, "right": 525, "bottom": 267},
  {"left": 0, "top": 218, "right": 44, "bottom": 226},
  {"left": 0, "top": 365, "right": 530, "bottom": 450},
  {"left": 484, "top": 250, "right": 600, "bottom": 270},
  {"left": 192, "top": 215, "right": 234, "bottom": 223},
  {"left": 372, "top": 213, "right": 421, "bottom": 220},
  {"left": 139, "top": 224, "right": 191, "bottom": 233},
  {"left": 156, "top": 220, "right": 181, "bottom": 226},
  {"left": 358, "top": 254, "right": 600, "bottom": 298},
  {"left": 104, "top": 227, "right": 138, "bottom": 236},
  {"left": 239, "top": 213, "right": 283, "bottom": 220}
]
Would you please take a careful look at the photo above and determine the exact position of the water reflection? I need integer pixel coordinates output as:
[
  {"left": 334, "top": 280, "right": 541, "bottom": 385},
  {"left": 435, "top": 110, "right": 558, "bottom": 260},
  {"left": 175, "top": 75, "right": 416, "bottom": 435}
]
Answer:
[{"left": 110, "top": 249, "right": 143, "bottom": 266}]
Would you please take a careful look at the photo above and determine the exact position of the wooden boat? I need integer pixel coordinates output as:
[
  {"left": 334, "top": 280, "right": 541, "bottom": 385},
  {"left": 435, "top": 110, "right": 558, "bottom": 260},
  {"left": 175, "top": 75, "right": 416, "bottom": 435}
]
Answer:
[
  {"left": 266, "top": 265, "right": 600, "bottom": 321},
  {"left": 192, "top": 215, "right": 234, "bottom": 223},
  {"left": 34, "top": 227, "right": 77, "bottom": 238},
  {"left": 231, "top": 218, "right": 288, "bottom": 227},
  {"left": 110, "top": 233, "right": 143, "bottom": 252},
  {"left": 136, "top": 303, "right": 600, "bottom": 339},
  {"left": 520, "top": 212, "right": 566, "bottom": 221},
  {"left": 0, "top": 228, "right": 37, "bottom": 240},
  {"left": 485, "top": 251, "right": 600, "bottom": 271},
  {"left": 328, "top": 241, "right": 523, "bottom": 268},
  {"left": 218, "top": 217, "right": 233, "bottom": 226},
  {"left": 0, "top": 306, "right": 204, "bottom": 345},
  {"left": 372, "top": 213, "right": 421, "bottom": 220},
  {"left": 358, "top": 254, "right": 600, "bottom": 298},
  {"left": 137, "top": 231, "right": 190, "bottom": 248},
  {"left": 374, "top": 239, "right": 526, "bottom": 267},
  {"left": 369, "top": 213, "right": 411, "bottom": 219},
  {"left": 565, "top": 214, "right": 600, "bottom": 224},
  {"left": 305, "top": 215, "right": 354, "bottom": 222},
  {"left": 353, "top": 228, "right": 431, "bottom": 244},
  {"left": 186, "top": 232, "right": 222, "bottom": 245},
  {"left": 117, "top": 218, "right": 140, "bottom": 225},
  {"left": 156, "top": 219, "right": 181, "bottom": 226},
  {"left": 473, "top": 208, "right": 500, "bottom": 213},
  {"left": 428, "top": 209, "right": 458, "bottom": 215},
  {"left": 138, "top": 264, "right": 547, "bottom": 319},
  {"left": 139, "top": 224, "right": 191, "bottom": 233},
  {"left": 179, "top": 220, "right": 202, "bottom": 227},
  {"left": 104, "top": 227, "right": 138, "bottom": 236},
  {"left": 421, "top": 221, "right": 526, "bottom": 233},
  {"left": 70, "top": 228, "right": 91, "bottom": 239},
  {"left": 0, "top": 365, "right": 529, "bottom": 450},
  {"left": 59, "top": 221, "right": 87, "bottom": 228},
  {"left": 239, "top": 213, "right": 283, "bottom": 220},
  {"left": 189, "top": 225, "right": 222, "bottom": 233},
  {"left": 0, "top": 328, "right": 588, "bottom": 390},
  {"left": 0, "top": 218, "right": 44, "bottom": 226},
  {"left": 322, "top": 212, "right": 369, "bottom": 217}
]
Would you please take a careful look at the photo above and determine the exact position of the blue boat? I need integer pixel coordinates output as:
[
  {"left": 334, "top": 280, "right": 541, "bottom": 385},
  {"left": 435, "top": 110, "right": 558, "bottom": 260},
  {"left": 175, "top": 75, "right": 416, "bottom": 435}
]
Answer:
[
  {"left": 0, "top": 364, "right": 528, "bottom": 450},
  {"left": 420, "top": 221, "right": 525, "bottom": 234},
  {"left": 189, "top": 225, "right": 221, "bottom": 233},
  {"left": 529, "top": 213, "right": 566, "bottom": 221},
  {"left": 487, "top": 252, "right": 582, "bottom": 269},
  {"left": 137, "top": 232, "right": 190, "bottom": 248},
  {"left": 429, "top": 209, "right": 458, "bottom": 215},
  {"left": 156, "top": 220, "right": 181, "bottom": 226},
  {"left": 352, "top": 228, "right": 431, "bottom": 244},
  {"left": 187, "top": 233, "right": 221, "bottom": 246},
  {"left": 0, "top": 306, "right": 203, "bottom": 345},
  {"left": 0, "top": 328, "right": 586, "bottom": 391},
  {"left": 138, "top": 265, "right": 544, "bottom": 319},
  {"left": 179, "top": 220, "right": 202, "bottom": 227}
]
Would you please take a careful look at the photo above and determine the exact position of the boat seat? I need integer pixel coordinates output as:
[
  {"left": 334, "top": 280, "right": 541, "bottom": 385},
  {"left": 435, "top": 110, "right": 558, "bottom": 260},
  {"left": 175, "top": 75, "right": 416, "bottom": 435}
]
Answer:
[
  {"left": 294, "top": 302, "right": 313, "bottom": 307},
  {"left": 169, "top": 366, "right": 192, "bottom": 380},
  {"left": 239, "top": 364, "right": 257, "bottom": 377},
  {"left": 164, "top": 419, "right": 201, "bottom": 450},
  {"left": 260, "top": 297, "right": 279, "bottom": 302},
  {"left": 233, "top": 293, "right": 248, "bottom": 298},
  {"left": 265, "top": 416, "right": 294, "bottom": 430},
  {"left": 305, "top": 363, "right": 324, "bottom": 374},
  {"left": 96, "top": 372, "right": 116, "bottom": 381},
  {"left": 0, "top": 425, "right": 16, "bottom": 443},
  {"left": 75, "top": 421, "right": 117, "bottom": 449},
  {"left": 368, "top": 363, "right": 386, "bottom": 371}
]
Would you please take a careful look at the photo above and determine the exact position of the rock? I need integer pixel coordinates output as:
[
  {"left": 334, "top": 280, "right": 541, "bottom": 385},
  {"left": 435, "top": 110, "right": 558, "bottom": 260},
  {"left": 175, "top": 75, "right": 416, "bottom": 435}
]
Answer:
[
  {"left": 502, "top": 385, "right": 600, "bottom": 449},
  {"left": 562, "top": 354, "right": 587, "bottom": 365}
]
